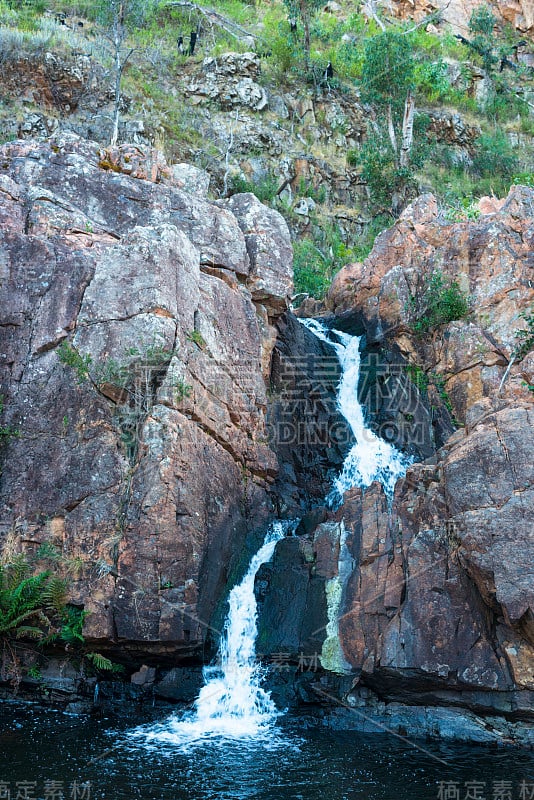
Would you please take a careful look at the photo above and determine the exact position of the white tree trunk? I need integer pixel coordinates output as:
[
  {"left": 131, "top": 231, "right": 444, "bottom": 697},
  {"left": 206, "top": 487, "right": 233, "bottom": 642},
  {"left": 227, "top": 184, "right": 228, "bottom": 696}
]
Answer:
[
  {"left": 110, "top": 2, "right": 126, "bottom": 147},
  {"left": 110, "top": 43, "right": 122, "bottom": 146},
  {"left": 399, "top": 89, "right": 415, "bottom": 169},
  {"left": 387, "top": 104, "right": 397, "bottom": 154}
]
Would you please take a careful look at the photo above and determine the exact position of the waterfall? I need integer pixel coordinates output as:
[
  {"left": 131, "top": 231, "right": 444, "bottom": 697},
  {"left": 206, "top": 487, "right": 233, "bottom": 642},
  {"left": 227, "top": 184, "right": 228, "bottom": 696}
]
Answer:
[
  {"left": 129, "top": 522, "right": 286, "bottom": 750},
  {"left": 129, "top": 318, "right": 410, "bottom": 750},
  {"left": 301, "top": 319, "right": 411, "bottom": 506}
]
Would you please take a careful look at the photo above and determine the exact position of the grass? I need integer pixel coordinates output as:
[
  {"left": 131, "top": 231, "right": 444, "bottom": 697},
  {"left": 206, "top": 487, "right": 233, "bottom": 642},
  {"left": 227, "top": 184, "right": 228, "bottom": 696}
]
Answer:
[{"left": 1, "top": 0, "right": 533, "bottom": 303}]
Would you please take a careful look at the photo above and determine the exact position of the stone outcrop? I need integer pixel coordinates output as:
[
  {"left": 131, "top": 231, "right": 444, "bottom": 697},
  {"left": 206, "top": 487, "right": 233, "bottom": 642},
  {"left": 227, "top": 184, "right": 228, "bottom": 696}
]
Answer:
[
  {"left": 259, "top": 189, "right": 534, "bottom": 735},
  {"left": 389, "top": 0, "right": 534, "bottom": 34},
  {"left": 185, "top": 53, "right": 268, "bottom": 111},
  {"left": 338, "top": 403, "right": 534, "bottom": 714},
  {"left": 0, "top": 133, "right": 292, "bottom": 662},
  {"left": 323, "top": 189, "right": 534, "bottom": 418},
  {"left": 1, "top": 52, "right": 95, "bottom": 113}
]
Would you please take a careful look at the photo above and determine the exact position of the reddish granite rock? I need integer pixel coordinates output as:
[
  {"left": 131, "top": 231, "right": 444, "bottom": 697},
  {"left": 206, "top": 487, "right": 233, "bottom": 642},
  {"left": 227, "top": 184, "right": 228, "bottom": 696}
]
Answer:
[
  {"left": 325, "top": 188, "right": 534, "bottom": 419},
  {"left": 268, "top": 189, "right": 534, "bottom": 721},
  {"left": 0, "top": 134, "right": 291, "bottom": 658},
  {"left": 337, "top": 399, "right": 534, "bottom": 706}
]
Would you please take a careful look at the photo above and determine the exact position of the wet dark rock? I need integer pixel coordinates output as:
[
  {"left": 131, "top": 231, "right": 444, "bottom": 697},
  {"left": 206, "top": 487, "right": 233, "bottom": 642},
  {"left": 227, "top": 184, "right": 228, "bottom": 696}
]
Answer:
[
  {"left": 267, "top": 312, "right": 352, "bottom": 515},
  {"left": 154, "top": 667, "right": 204, "bottom": 702}
]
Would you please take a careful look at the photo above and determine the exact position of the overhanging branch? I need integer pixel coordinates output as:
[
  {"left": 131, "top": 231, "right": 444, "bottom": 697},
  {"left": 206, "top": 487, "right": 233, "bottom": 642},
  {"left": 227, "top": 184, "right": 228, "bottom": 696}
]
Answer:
[{"left": 165, "top": 1, "right": 258, "bottom": 41}]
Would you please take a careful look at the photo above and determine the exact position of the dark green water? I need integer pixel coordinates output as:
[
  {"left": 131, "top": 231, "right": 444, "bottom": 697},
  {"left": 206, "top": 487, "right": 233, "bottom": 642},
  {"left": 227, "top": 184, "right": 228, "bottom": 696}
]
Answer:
[{"left": 1, "top": 703, "right": 534, "bottom": 800}]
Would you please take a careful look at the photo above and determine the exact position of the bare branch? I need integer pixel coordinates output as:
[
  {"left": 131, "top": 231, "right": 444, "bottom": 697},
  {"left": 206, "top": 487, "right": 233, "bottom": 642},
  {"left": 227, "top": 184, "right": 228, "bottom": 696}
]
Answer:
[
  {"left": 165, "top": 1, "right": 257, "bottom": 41},
  {"left": 361, "top": 0, "right": 386, "bottom": 31},
  {"left": 401, "top": 3, "right": 450, "bottom": 34}
]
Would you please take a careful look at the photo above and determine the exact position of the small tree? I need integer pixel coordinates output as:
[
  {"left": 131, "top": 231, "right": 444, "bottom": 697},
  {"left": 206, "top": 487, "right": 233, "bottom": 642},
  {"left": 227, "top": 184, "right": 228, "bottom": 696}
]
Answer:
[
  {"left": 283, "top": 0, "right": 323, "bottom": 69},
  {"left": 360, "top": 29, "right": 416, "bottom": 170},
  {"left": 95, "top": 0, "right": 155, "bottom": 146},
  {"left": 357, "top": 29, "right": 429, "bottom": 213},
  {"left": 468, "top": 4, "right": 498, "bottom": 73}
]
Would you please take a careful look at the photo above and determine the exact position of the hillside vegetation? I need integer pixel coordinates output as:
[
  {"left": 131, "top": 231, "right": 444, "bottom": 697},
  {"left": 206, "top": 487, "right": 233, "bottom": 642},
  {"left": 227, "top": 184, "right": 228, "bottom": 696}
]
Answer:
[{"left": 0, "top": 0, "right": 533, "bottom": 296}]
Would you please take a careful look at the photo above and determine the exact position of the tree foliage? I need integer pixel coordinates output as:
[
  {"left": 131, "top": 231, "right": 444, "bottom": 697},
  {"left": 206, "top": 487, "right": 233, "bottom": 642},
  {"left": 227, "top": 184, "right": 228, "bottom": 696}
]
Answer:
[
  {"left": 357, "top": 29, "right": 422, "bottom": 212},
  {"left": 360, "top": 29, "right": 415, "bottom": 111},
  {"left": 468, "top": 4, "right": 498, "bottom": 72},
  {"left": 282, "top": 0, "right": 323, "bottom": 66}
]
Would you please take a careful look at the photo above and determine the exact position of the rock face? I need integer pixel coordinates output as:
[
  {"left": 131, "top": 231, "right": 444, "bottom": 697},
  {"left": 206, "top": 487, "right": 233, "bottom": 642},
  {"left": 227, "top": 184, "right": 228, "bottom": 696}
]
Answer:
[
  {"left": 185, "top": 53, "right": 268, "bottom": 111},
  {"left": 259, "top": 189, "right": 534, "bottom": 733},
  {"left": 267, "top": 313, "right": 351, "bottom": 514},
  {"left": 390, "top": 0, "right": 534, "bottom": 34},
  {"left": 339, "top": 409, "right": 534, "bottom": 715},
  {"left": 0, "top": 134, "right": 292, "bottom": 661},
  {"left": 325, "top": 189, "right": 534, "bottom": 418},
  {"left": 1, "top": 132, "right": 533, "bottom": 737},
  {"left": 1, "top": 52, "right": 95, "bottom": 114}
]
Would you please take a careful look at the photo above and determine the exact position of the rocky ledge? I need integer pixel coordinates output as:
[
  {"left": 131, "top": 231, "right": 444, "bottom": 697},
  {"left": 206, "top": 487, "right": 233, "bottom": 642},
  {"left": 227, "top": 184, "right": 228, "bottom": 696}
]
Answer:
[
  {"left": 258, "top": 189, "right": 534, "bottom": 743},
  {"left": 0, "top": 134, "right": 292, "bottom": 662}
]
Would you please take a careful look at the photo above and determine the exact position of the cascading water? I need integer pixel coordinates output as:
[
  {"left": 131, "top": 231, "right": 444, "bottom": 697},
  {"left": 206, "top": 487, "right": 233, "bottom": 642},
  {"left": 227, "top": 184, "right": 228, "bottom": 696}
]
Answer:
[
  {"left": 301, "top": 318, "right": 411, "bottom": 507},
  {"left": 129, "top": 522, "right": 286, "bottom": 750},
  {"left": 129, "top": 318, "right": 411, "bottom": 750}
]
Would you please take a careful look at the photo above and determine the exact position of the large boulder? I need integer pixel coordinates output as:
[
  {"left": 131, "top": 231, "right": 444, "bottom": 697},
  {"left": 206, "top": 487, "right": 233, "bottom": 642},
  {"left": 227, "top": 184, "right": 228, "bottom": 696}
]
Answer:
[
  {"left": 185, "top": 53, "right": 269, "bottom": 111},
  {"left": 261, "top": 188, "right": 534, "bottom": 729},
  {"left": 0, "top": 134, "right": 291, "bottom": 660},
  {"left": 324, "top": 189, "right": 534, "bottom": 420}
]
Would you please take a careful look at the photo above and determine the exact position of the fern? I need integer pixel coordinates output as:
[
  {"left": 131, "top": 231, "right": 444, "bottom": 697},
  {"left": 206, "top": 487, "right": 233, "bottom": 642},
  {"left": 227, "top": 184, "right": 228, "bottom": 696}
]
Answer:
[
  {"left": 60, "top": 606, "right": 86, "bottom": 644},
  {"left": 41, "top": 576, "right": 68, "bottom": 613},
  {"left": 0, "top": 558, "right": 83, "bottom": 642},
  {"left": 0, "top": 553, "right": 89, "bottom": 684},
  {"left": 14, "top": 624, "right": 48, "bottom": 640},
  {"left": 85, "top": 651, "right": 124, "bottom": 673}
]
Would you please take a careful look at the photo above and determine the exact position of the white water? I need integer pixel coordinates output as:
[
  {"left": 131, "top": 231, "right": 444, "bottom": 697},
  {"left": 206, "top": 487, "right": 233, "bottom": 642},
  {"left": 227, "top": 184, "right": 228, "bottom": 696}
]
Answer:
[
  {"left": 129, "top": 522, "right": 286, "bottom": 750},
  {"left": 302, "top": 318, "right": 411, "bottom": 507},
  {"left": 129, "top": 320, "right": 410, "bottom": 751}
]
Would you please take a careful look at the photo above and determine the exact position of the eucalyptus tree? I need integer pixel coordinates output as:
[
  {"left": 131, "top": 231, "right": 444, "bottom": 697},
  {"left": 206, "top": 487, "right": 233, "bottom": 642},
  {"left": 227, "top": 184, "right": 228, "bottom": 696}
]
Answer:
[
  {"left": 282, "top": 0, "right": 323, "bottom": 69},
  {"left": 360, "top": 29, "right": 417, "bottom": 170},
  {"left": 95, "top": 0, "right": 157, "bottom": 146},
  {"left": 356, "top": 27, "right": 428, "bottom": 213}
]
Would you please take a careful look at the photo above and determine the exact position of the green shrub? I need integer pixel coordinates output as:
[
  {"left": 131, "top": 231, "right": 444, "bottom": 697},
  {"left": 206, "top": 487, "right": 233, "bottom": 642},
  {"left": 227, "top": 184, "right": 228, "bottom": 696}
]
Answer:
[
  {"left": 469, "top": 4, "right": 498, "bottom": 72},
  {"left": 471, "top": 130, "right": 516, "bottom": 182},
  {"left": 483, "top": 76, "right": 529, "bottom": 122},
  {"left": 293, "top": 240, "right": 331, "bottom": 298},
  {"left": 174, "top": 379, "right": 192, "bottom": 403},
  {"left": 293, "top": 216, "right": 362, "bottom": 298},
  {"left": 358, "top": 136, "right": 412, "bottom": 211},
  {"left": 295, "top": 178, "right": 327, "bottom": 203},
  {"left": 443, "top": 197, "right": 481, "bottom": 222},
  {"left": 409, "top": 270, "right": 470, "bottom": 333},
  {"left": 513, "top": 310, "right": 534, "bottom": 361},
  {"left": 511, "top": 172, "right": 534, "bottom": 188},
  {"left": 0, "top": 394, "right": 19, "bottom": 447},
  {"left": 405, "top": 363, "right": 430, "bottom": 393},
  {"left": 414, "top": 59, "right": 451, "bottom": 103},
  {"left": 229, "top": 173, "right": 279, "bottom": 203},
  {"left": 187, "top": 330, "right": 206, "bottom": 348},
  {"left": 57, "top": 341, "right": 92, "bottom": 384},
  {"left": 262, "top": 13, "right": 304, "bottom": 79}
]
